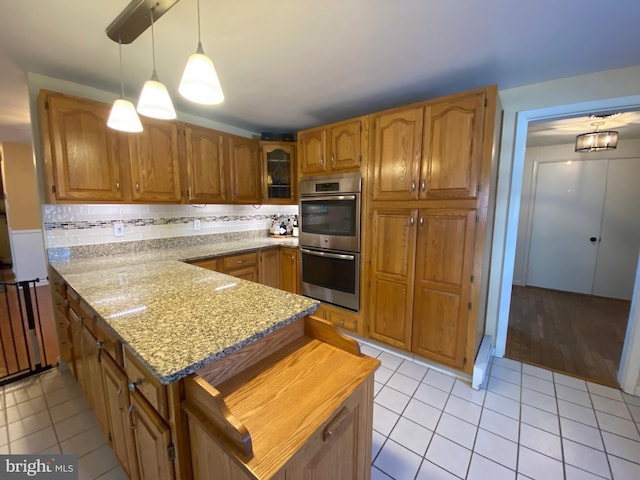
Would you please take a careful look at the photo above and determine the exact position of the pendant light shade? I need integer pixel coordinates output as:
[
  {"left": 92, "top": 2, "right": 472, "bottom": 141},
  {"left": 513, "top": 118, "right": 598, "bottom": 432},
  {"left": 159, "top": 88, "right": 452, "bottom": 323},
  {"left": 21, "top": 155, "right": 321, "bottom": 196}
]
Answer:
[
  {"left": 575, "top": 119, "right": 619, "bottom": 153},
  {"left": 136, "top": 9, "right": 176, "bottom": 119},
  {"left": 179, "top": 44, "right": 224, "bottom": 105},
  {"left": 137, "top": 73, "right": 176, "bottom": 119},
  {"left": 108, "top": 40, "right": 143, "bottom": 132},
  {"left": 108, "top": 98, "right": 143, "bottom": 132},
  {"left": 179, "top": 0, "right": 224, "bottom": 105}
]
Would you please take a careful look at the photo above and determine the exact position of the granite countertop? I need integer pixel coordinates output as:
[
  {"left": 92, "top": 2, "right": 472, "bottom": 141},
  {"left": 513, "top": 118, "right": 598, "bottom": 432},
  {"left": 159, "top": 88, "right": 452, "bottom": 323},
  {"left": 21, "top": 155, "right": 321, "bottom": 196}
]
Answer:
[{"left": 50, "top": 237, "right": 319, "bottom": 384}]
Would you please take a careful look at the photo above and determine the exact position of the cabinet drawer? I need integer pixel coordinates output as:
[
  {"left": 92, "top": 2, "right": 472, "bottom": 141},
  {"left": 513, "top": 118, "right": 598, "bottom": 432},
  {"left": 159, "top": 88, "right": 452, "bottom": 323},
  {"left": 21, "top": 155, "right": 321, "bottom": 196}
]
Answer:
[
  {"left": 124, "top": 348, "right": 168, "bottom": 419},
  {"left": 67, "top": 289, "right": 96, "bottom": 335},
  {"left": 329, "top": 310, "right": 357, "bottom": 332},
  {"left": 190, "top": 257, "right": 220, "bottom": 271},
  {"left": 222, "top": 252, "right": 258, "bottom": 271},
  {"left": 97, "top": 319, "right": 123, "bottom": 367}
]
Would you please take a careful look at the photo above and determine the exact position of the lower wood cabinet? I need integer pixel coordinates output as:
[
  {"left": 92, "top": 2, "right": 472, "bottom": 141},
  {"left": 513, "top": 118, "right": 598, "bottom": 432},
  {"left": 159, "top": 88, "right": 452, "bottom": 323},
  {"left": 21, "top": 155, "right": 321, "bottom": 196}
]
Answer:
[
  {"left": 280, "top": 247, "right": 299, "bottom": 293},
  {"left": 367, "top": 207, "right": 477, "bottom": 370},
  {"left": 102, "top": 353, "right": 138, "bottom": 479},
  {"left": 259, "top": 248, "right": 280, "bottom": 288},
  {"left": 314, "top": 303, "right": 359, "bottom": 334},
  {"left": 81, "top": 327, "right": 110, "bottom": 439}
]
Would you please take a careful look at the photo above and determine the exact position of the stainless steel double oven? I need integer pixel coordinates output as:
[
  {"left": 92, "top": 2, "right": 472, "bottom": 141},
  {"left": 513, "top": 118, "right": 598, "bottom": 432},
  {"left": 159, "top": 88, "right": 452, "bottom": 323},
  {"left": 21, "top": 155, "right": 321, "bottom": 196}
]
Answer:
[{"left": 299, "top": 172, "right": 361, "bottom": 311}]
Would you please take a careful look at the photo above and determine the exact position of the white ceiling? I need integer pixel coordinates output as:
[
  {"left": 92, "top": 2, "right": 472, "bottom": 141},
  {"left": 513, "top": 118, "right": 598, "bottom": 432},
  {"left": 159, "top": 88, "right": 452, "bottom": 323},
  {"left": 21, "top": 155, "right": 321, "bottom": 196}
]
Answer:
[{"left": 1, "top": 0, "right": 640, "bottom": 143}]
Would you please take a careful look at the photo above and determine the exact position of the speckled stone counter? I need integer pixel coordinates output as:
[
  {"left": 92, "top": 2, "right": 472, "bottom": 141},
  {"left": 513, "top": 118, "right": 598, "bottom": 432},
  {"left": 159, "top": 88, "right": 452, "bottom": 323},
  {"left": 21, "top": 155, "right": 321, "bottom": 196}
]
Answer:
[{"left": 50, "top": 238, "right": 318, "bottom": 384}]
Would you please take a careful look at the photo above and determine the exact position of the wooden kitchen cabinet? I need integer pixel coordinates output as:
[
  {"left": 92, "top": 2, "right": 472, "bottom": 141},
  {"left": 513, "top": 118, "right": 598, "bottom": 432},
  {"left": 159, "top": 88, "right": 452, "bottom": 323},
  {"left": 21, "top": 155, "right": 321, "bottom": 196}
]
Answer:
[
  {"left": 221, "top": 252, "right": 259, "bottom": 283},
  {"left": 183, "top": 316, "right": 378, "bottom": 480},
  {"left": 228, "top": 135, "right": 261, "bottom": 204},
  {"left": 365, "top": 85, "right": 500, "bottom": 373},
  {"left": 367, "top": 208, "right": 417, "bottom": 350},
  {"left": 102, "top": 353, "right": 139, "bottom": 479},
  {"left": 421, "top": 91, "right": 486, "bottom": 199},
  {"left": 129, "top": 117, "right": 182, "bottom": 202},
  {"left": 280, "top": 247, "right": 299, "bottom": 293},
  {"left": 261, "top": 142, "right": 296, "bottom": 204},
  {"left": 298, "top": 116, "right": 366, "bottom": 177},
  {"left": 184, "top": 123, "right": 226, "bottom": 204},
  {"left": 39, "top": 90, "right": 128, "bottom": 202},
  {"left": 370, "top": 105, "right": 424, "bottom": 201},
  {"left": 313, "top": 302, "right": 359, "bottom": 334},
  {"left": 259, "top": 248, "right": 280, "bottom": 288},
  {"left": 81, "top": 326, "right": 110, "bottom": 439}
]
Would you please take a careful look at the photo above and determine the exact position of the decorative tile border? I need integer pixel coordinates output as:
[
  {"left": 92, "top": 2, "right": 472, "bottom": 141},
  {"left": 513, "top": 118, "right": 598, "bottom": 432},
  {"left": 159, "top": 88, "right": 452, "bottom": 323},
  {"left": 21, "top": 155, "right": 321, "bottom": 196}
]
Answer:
[{"left": 44, "top": 214, "right": 277, "bottom": 231}]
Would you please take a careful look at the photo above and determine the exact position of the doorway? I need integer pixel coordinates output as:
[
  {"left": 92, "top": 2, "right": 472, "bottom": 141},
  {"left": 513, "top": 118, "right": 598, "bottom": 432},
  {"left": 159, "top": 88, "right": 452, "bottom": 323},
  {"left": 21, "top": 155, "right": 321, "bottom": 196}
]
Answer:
[{"left": 504, "top": 113, "right": 640, "bottom": 387}]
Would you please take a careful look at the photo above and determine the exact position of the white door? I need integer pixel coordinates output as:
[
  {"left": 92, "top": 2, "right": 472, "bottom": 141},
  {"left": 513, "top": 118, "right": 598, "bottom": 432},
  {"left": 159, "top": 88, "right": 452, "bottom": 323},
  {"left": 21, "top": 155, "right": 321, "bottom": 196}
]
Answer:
[
  {"left": 526, "top": 160, "right": 608, "bottom": 294},
  {"left": 593, "top": 158, "right": 640, "bottom": 300}
]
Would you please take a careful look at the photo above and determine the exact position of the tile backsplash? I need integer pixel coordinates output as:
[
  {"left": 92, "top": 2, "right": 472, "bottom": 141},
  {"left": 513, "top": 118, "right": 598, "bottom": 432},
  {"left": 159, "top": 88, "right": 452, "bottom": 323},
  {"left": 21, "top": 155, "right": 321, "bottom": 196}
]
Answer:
[{"left": 42, "top": 203, "right": 298, "bottom": 248}]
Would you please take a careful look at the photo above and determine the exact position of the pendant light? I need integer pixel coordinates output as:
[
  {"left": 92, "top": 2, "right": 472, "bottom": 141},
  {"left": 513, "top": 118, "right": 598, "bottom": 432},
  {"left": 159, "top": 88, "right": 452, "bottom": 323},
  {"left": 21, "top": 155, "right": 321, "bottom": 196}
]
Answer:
[
  {"left": 178, "top": 0, "right": 224, "bottom": 105},
  {"left": 137, "top": 8, "right": 176, "bottom": 119},
  {"left": 108, "top": 40, "right": 143, "bottom": 132},
  {"left": 575, "top": 121, "right": 618, "bottom": 153}
]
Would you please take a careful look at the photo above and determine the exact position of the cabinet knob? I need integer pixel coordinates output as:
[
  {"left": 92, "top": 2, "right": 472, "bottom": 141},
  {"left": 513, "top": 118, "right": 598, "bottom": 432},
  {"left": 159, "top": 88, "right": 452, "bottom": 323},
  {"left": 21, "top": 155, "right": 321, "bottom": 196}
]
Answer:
[
  {"left": 421, "top": 179, "right": 426, "bottom": 192},
  {"left": 135, "top": 183, "right": 140, "bottom": 192},
  {"left": 411, "top": 181, "right": 416, "bottom": 192},
  {"left": 338, "top": 320, "right": 344, "bottom": 327},
  {"left": 128, "top": 380, "right": 141, "bottom": 392},
  {"left": 420, "top": 217, "right": 424, "bottom": 226},
  {"left": 331, "top": 154, "right": 336, "bottom": 165},
  {"left": 115, "top": 180, "right": 120, "bottom": 192},
  {"left": 410, "top": 217, "right": 415, "bottom": 225},
  {"left": 320, "top": 156, "right": 324, "bottom": 165},
  {"left": 237, "top": 259, "right": 244, "bottom": 264}
]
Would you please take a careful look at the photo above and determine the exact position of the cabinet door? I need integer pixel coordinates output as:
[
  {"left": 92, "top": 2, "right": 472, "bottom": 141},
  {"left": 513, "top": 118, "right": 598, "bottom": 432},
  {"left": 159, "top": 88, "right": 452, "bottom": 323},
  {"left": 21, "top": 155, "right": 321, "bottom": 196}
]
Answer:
[
  {"left": 421, "top": 91, "right": 485, "bottom": 199},
  {"left": 411, "top": 209, "right": 476, "bottom": 369},
  {"left": 129, "top": 119, "right": 182, "bottom": 202},
  {"left": 81, "top": 327, "right": 110, "bottom": 438},
  {"left": 260, "top": 248, "right": 280, "bottom": 288},
  {"left": 42, "top": 92, "right": 126, "bottom": 201},
  {"left": 280, "top": 248, "right": 299, "bottom": 293},
  {"left": 228, "top": 136, "right": 261, "bottom": 203},
  {"left": 130, "top": 390, "right": 174, "bottom": 480},
  {"left": 227, "top": 266, "right": 258, "bottom": 283},
  {"left": 328, "top": 119, "right": 362, "bottom": 172},
  {"left": 184, "top": 124, "right": 226, "bottom": 203},
  {"left": 261, "top": 143, "right": 296, "bottom": 204},
  {"left": 371, "top": 106, "right": 424, "bottom": 201},
  {"left": 367, "top": 209, "right": 417, "bottom": 350},
  {"left": 102, "top": 353, "right": 139, "bottom": 479},
  {"left": 69, "top": 307, "right": 85, "bottom": 387},
  {"left": 299, "top": 129, "right": 327, "bottom": 175}
]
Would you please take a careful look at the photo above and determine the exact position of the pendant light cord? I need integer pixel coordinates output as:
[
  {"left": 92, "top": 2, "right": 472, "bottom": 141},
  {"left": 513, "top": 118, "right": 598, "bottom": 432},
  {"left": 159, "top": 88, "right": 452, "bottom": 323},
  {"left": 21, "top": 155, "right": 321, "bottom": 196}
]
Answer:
[
  {"left": 149, "top": 8, "right": 159, "bottom": 79},
  {"left": 118, "top": 39, "right": 125, "bottom": 98},
  {"left": 196, "top": 0, "right": 204, "bottom": 54}
]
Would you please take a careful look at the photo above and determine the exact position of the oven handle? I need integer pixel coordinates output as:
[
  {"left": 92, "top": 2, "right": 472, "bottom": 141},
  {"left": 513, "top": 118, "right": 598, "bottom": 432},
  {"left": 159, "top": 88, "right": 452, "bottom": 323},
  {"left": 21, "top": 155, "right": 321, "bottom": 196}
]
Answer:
[
  {"left": 300, "top": 249, "right": 356, "bottom": 261},
  {"left": 300, "top": 194, "right": 357, "bottom": 202}
]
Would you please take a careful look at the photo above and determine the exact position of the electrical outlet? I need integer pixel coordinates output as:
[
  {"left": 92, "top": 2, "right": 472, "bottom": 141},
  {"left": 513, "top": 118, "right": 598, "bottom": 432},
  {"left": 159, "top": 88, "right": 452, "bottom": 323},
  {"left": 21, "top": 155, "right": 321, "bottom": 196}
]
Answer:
[
  {"left": 193, "top": 219, "right": 201, "bottom": 231},
  {"left": 113, "top": 222, "right": 124, "bottom": 237}
]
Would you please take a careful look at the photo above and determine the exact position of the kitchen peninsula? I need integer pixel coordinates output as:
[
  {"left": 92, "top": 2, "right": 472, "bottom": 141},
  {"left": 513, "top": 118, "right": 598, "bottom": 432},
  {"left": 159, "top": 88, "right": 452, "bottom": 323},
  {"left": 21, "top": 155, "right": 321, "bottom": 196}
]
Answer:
[{"left": 48, "top": 237, "right": 379, "bottom": 479}]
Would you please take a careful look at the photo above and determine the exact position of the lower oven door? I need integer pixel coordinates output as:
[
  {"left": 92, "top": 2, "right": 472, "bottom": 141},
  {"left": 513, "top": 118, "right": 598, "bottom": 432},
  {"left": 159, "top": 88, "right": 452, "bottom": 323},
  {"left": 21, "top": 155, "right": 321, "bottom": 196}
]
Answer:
[{"left": 300, "top": 248, "right": 360, "bottom": 312}]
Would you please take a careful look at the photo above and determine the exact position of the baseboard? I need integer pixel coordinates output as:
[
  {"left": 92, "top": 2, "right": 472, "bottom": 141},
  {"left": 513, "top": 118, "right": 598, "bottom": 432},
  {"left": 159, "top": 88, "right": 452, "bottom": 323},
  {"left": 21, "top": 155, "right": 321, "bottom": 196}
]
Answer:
[{"left": 472, "top": 335, "right": 494, "bottom": 389}]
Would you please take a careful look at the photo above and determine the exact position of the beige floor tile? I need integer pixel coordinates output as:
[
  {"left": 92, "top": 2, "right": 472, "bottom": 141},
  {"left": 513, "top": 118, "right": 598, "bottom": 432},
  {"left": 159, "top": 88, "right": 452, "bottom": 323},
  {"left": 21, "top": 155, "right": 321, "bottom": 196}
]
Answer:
[
  {"left": 9, "top": 426, "right": 58, "bottom": 454},
  {"left": 77, "top": 444, "right": 119, "bottom": 480},
  {"left": 5, "top": 395, "right": 48, "bottom": 423},
  {"left": 44, "top": 383, "right": 83, "bottom": 408},
  {"left": 61, "top": 425, "right": 106, "bottom": 457},
  {"left": 7, "top": 410, "right": 52, "bottom": 441},
  {"left": 54, "top": 409, "right": 98, "bottom": 442},
  {"left": 49, "top": 395, "right": 90, "bottom": 424}
]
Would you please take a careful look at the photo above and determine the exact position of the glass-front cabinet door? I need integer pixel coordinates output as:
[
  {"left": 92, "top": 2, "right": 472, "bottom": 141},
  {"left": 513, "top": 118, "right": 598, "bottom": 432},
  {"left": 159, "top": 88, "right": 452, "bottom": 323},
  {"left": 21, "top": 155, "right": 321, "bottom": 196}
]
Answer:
[{"left": 261, "top": 142, "right": 296, "bottom": 204}]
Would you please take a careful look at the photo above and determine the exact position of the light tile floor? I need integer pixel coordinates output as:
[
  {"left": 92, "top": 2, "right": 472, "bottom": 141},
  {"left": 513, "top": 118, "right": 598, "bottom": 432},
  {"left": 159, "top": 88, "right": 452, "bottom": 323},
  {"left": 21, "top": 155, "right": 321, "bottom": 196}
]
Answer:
[{"left": 2, "top": 346, "right": 640, "bottom": 480}]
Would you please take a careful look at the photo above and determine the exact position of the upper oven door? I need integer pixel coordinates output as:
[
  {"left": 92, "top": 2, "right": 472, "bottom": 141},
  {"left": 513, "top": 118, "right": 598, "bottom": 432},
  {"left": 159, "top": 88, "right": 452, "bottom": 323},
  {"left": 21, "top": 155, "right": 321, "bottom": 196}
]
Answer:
[{"left": 299, "top": 194, "right": 360, "bottom": 252}]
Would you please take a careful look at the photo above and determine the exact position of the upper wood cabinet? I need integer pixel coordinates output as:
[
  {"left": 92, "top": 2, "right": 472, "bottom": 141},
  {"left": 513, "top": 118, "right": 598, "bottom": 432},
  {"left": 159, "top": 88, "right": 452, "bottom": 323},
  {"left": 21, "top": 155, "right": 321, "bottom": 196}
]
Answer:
[
  {"left": 228, "top": 135, "right": 261, "bottom": 204},
  {"left": 261, "top": 142, "right": 296, "bottom": 204},
  {"left": 184, "top": 123, "right": 226, "bottom": 203},
  {"left": 298, "top": 116, "right": 366, "bottom": 177},
  {"left": 39, "top": 90, "right": 128, "bottom": 202},
  {"left": 129, "top": 118, "right": 182, "bottom": 203},
  {"left": 371, "top": 90, "right": 487, "bottom": 201},
  {"left": 370, "top": 106, "right": 424, "bottom": 201},
  {"left": 422, "top": 91, "right": 486, "bottom": 199}
]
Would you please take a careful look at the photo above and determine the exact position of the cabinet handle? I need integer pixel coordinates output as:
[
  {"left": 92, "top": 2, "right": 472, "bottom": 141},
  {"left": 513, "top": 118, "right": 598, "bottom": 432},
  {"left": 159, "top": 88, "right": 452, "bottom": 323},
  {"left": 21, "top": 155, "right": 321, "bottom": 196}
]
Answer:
[
  {"left": 233, "top": 188, "right": 237, "bottom": 196},
  {"left": 420, "top": 217, "right": 424, "bottom": 226},
  {"left": 320, "top": 155, "right": 324, "bottom": 165},
  {"left": 128, "top": 404, "right": 136, "bottom": 430},
  {"left": 421, "top": 179, "right": 426, "bottom": 192},
  {"left": 128, "top": 380, "right": 141, "bottom": 392},
  {"left": 323, "top": 407, "right": 350, "bottom": 442},
  {"left": 411, "top": 181, "right": 416, "bottom": 192},
  {"left": 188, "top": 187, "right": 192, "bottom": 199},
  {"left": 237, "top": 259, "right": 244, "bottom": 264},
  {"left": 135, "top": 183, "right": 140, "bottom": 192},
  {"left": 410, "top": 217, "right": 415, "bottom": 225},
  {"left": 338, "top": 320, "right": 344, "bottom": 327},
  {"left": 331, "top": 154, "right": 336, "bottom": 165},
  {"left": 116, "top": 388, "right": 123, "bottom": 411},
  {"left": 115, "top": 180, "right": 120, "bottom": 192}
]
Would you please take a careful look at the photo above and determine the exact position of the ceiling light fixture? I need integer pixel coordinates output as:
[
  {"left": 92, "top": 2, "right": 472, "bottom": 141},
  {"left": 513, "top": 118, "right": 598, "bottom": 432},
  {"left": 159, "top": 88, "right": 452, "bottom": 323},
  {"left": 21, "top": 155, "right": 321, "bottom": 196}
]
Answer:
[
  {"left": 179, "top": 0, "right": 224, "bottom": 105},
  {"left": 136, "top": 8, "right": 176, "bottom": 120},
  {"left": 107, "top": 40, "right": 143, "bottom": 133},
  {"left": 575, "top": 121, "right": 618, "bottom": 152}
]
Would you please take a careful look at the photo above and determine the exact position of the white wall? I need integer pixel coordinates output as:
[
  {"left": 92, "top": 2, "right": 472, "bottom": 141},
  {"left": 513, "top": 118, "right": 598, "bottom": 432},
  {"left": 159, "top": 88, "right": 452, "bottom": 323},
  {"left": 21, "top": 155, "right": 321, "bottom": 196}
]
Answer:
[
  {"left": 484, "top": 63, "right": 640, "bottom": 360},
  {"left": 513, "top": 139, "right": 640, "bottom": 285}
]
